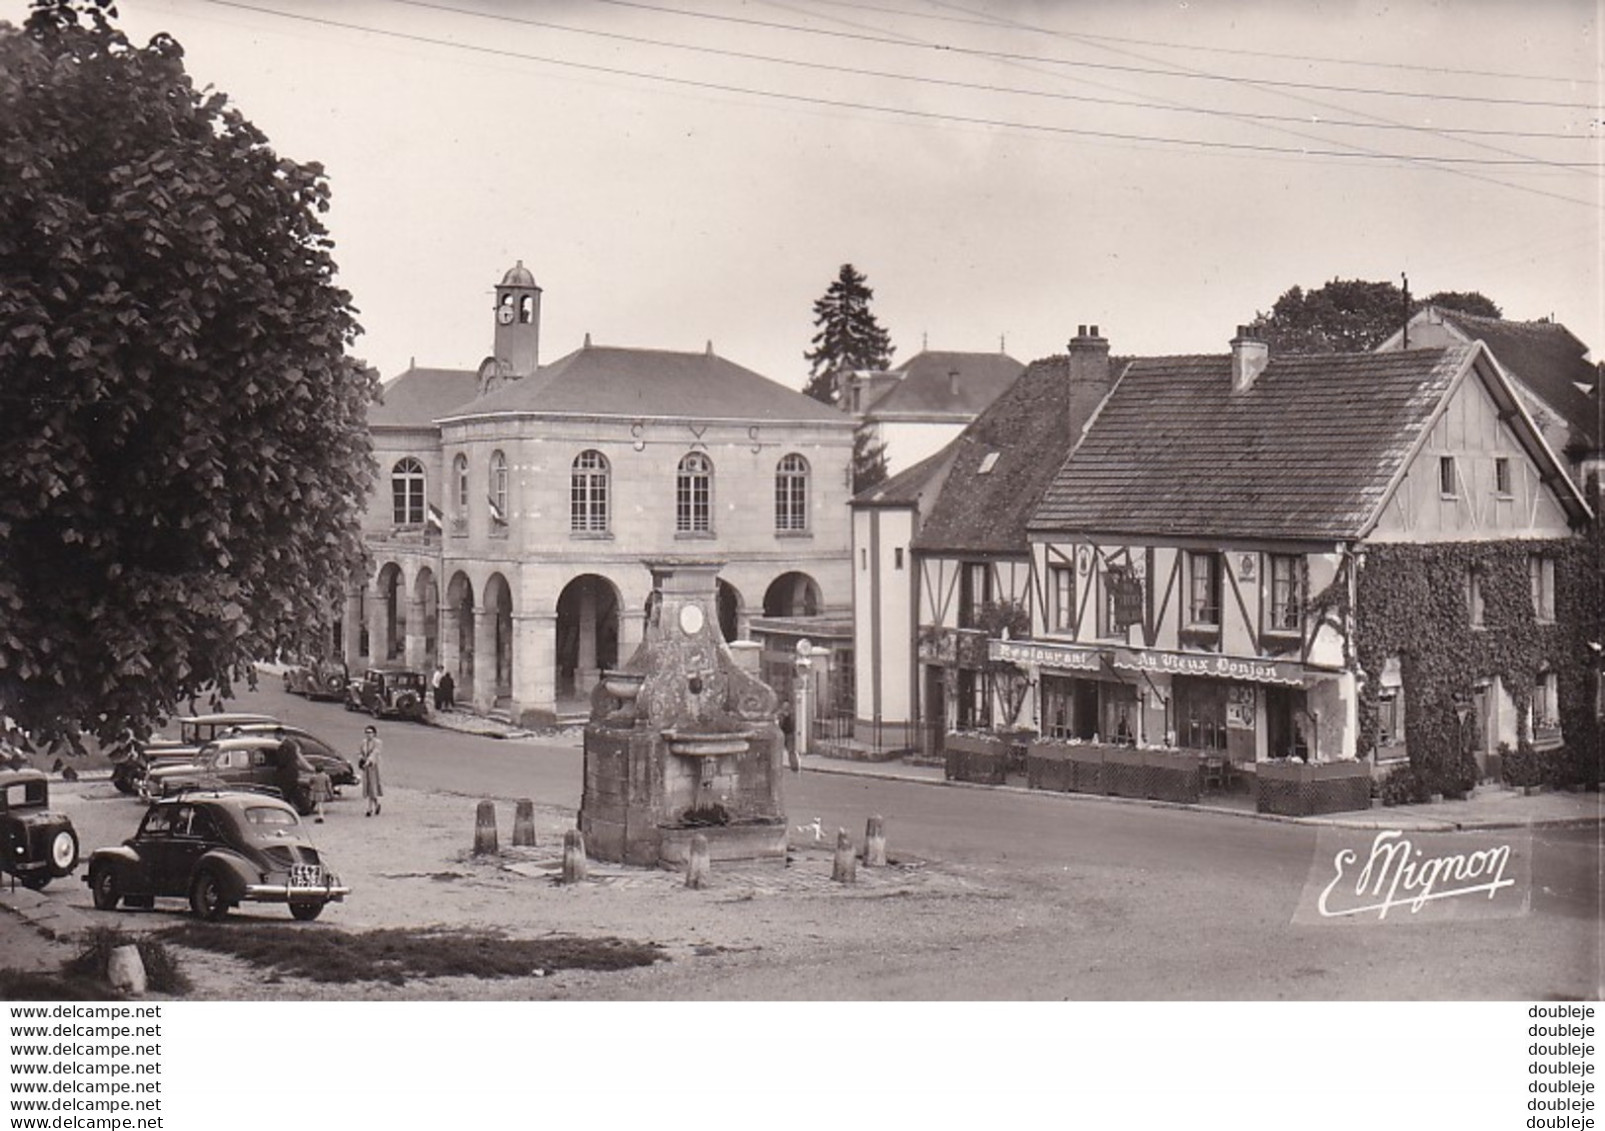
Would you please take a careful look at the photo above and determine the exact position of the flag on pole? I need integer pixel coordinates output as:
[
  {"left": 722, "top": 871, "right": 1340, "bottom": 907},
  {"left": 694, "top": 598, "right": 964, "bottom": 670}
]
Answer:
[
  {"left": 487, "top": 495, "right": 506, "bottom": 525},
  {"left": 426, "top": 503, "right": 444, "bottom": 531}
]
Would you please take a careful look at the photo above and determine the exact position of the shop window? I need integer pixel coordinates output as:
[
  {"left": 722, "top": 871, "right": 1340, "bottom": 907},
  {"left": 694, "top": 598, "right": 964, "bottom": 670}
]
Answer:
[
  {"left": 956, "top": 669, "right": 988, "bottom": 730},
  {"left": 1187, "top": 552, "right": 1221, "bottom": 628},
  {"left": 1173, "top": 677, "right": 1228, "bottom": 752},
  {"left": 1049, "top": 565, "right": 1075, "bottom": 634},
  {"left": 1268, "top": 554, "right": 1302, "bottom": 634},
  {"left": 1041, "top": 675, "right": 1098, "bottom": 741},
  {"left": 1101, "top": 682, "right": 1138, "bottom": 746},
  {"left": 1530, "top": 555, "right": 1556, "bottom": 624}
]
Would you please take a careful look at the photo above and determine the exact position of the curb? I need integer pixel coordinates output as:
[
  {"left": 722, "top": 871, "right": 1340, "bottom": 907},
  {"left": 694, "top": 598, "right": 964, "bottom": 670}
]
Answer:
[{"left": 801, "top": 760, "right": 1602, "bottom": 833}]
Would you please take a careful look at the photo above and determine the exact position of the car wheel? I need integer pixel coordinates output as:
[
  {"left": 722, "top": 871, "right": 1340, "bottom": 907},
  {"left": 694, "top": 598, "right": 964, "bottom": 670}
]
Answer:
[
  {"left": 17, "top": 873, "right": 51, "bottom": 891},
  {"left": 90, "top": 867, "right": 121, "bottom": 911},
  {"left": 189, "top": 870, "right": 230, "bottom": 921},
  {"left": 288, "top": 901, "right": 324, "bottom": 922},
  {"left": 48, "top": 828, "right": 79, "bottom": 877}
]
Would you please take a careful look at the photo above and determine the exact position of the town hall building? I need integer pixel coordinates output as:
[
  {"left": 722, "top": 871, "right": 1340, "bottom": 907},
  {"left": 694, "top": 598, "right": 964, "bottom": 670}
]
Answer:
[{"left": 346, "top": 263, "right": 855, "bottom": 725}]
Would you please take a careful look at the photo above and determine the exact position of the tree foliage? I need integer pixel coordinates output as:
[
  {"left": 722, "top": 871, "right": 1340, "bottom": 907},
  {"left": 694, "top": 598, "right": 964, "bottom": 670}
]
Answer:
[
  {"left": 803, "top": 264, "right": 895, "bottom": 492},
  {"left": 1247, "top": 278, "right": 1503, "bottom": 354},
  {"left": 0, "top": 4, "right": 378, "bottom": 754}
]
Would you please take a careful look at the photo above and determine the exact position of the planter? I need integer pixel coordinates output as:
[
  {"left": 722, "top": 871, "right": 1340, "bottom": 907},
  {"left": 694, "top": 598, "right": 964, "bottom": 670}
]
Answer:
[
  {"left": 945, "top": 733, "right": 1008, "bottom": 785},
  {"left": 1144, "top": 749, "right": 1204, "bottom": 804},
  {"left": 1025, "top": 742, "right": 1202, "bottom": 802},
  {"left": 1026, "top": 742, "right": 1075, "bottom": 793},
  {"left": 1255, "top": 759, "right": 1372, "bottom": 817}
]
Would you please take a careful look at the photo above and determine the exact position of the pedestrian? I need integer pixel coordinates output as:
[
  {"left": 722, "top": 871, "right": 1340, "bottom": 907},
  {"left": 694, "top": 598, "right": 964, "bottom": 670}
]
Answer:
[
  {"left": 779, "top": 703, "right": 799, "bottom": 773},
  {"left": 358, "top": 724, "right": 383, "bottom": 817},
  {"left": 430, "top": 665, "right": 444, "bottom": 711},
  {"left": 439, "top": 668, "right": 455, "bottom": 711},
  {"left": 275, "top": 738, "right": 327, "bottom": 822}
]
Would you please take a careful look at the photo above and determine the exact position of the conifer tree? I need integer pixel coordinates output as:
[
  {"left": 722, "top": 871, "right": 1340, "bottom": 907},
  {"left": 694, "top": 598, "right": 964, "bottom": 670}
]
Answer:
[{"left": 803, "top": 264, "right": 895, "bottom": 492}]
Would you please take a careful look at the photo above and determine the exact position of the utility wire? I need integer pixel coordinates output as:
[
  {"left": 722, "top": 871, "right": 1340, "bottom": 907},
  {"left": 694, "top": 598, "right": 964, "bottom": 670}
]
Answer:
[
  {"left": 384, "top": 0, "right": 1593, "bottom": 142},
  {"left": 580, "top": 0, "right": 1599, "bottom": 111},
  {"left": 193, "top": 0, "right": 1602, "bottom": 207}
]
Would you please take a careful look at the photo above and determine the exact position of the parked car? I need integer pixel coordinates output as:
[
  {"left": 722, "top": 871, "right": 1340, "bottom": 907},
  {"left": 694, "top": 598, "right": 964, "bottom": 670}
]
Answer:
[
  {"left": 346, "top": 668, "right": 429, "bottom": 721},
  {"left": 139, "top": 734, "right": 356, "bottom": 814},
  {"left": 284, "top": 657, "right": 350, "bottom": 702},
  {"left": 84, "top": 791, "right": 349, "bottom": 921},
  {"left": 112, "top": 713, "right": 280, "bottom": 795},
  {"left": 0, "top": 768, "right": 81, "bottom": 890}
]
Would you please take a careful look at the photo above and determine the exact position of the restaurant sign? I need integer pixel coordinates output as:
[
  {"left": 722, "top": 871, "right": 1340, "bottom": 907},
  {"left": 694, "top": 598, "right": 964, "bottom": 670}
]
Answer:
[{"left": 989, "top": 639, "right": 1310, "bottom": 686}]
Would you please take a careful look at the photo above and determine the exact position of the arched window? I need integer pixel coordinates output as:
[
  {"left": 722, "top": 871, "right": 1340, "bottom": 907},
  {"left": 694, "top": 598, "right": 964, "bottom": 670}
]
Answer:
[
  {"left": 453, "top": 453, "right": 469, "bottom": 512},
  {"left": 775, "top": 453, "right": 809, "bottom": 532},
  {"left": 391, "top": 457, "right": 425, "bottom": 526},
  {"left": 519, "top": 295, "right": 534, "bottom": 324},
  {"left": 488, "top": 450, "right": 509, "bottom": 526},
  {"left": 676, "top": 453, "right": 712, "bottom": 534},
  {"left": 571, "top": 450, "right": 609, "bottom": 533}
]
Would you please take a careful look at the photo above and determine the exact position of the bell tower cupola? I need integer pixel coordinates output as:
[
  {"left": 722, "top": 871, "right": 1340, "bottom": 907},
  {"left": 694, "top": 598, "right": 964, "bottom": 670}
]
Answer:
[{"left": 493, "top": 260, "right": 542, "bottom": 378}]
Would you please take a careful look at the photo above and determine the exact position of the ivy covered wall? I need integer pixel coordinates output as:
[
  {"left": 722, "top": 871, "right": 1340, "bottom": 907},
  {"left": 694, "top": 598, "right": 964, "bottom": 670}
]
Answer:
[{"left": 1354, "top": 538, "right": 1600, "bottom": 794}]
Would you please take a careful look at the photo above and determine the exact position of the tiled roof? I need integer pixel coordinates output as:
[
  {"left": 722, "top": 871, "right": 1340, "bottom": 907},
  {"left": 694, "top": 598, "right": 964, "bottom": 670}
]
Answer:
[
  {"left": 368, "top": 366, "right": 478, "bottom": 427},
  {"left": 864, "top": 350, "right": 1025, "bottom": 420},
  {"left": 443, "top": 344, "right": 846, "bottom": 425},
  {"left": 911, "top": 355, "right": 1094, "bottom": 555},
  {"left": 851, "top": 446, "right": 958, "bottom": 509},
  {"left": 1029, "top": 346, "right": 1480, "bottom": 541},
  {"left": 1435, "top": 310, "right": 1599, "bottom": 449}
]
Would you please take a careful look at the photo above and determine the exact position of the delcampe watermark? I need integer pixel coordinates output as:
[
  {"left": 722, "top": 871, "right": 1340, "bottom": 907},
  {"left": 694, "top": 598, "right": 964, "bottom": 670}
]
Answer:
[{"left": 1294, "top": 828, "right": 1531, "bottom": 925}]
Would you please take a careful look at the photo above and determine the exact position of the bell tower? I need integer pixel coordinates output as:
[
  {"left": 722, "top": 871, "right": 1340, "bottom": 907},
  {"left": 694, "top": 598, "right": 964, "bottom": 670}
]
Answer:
[{"left": 493, "top": 260, "right": 542, "bottom": 378}]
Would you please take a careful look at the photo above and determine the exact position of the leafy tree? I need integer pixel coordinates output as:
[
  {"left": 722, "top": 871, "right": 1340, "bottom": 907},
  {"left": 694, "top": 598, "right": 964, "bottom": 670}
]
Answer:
[
  {"left": 0, "top": 1, "right": 378, "bottom": 755},
  {"left": 803, "top": 264, "right": 895, "bottom": 491},
  {"left": 1247, "top": 278, "right": 1502, "bottom": 354}
]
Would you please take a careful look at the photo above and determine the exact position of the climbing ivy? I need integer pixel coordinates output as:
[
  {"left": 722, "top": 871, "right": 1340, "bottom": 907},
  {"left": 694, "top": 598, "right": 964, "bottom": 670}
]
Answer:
[{"left": 1353, "top": 539, "right": 1600, "bottom": 794}]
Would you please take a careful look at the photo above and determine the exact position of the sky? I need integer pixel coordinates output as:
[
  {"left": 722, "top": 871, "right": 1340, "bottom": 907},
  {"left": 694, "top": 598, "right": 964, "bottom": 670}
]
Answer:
[{"left": 4, "top": 0, "right": 1600, "bottom": 388}]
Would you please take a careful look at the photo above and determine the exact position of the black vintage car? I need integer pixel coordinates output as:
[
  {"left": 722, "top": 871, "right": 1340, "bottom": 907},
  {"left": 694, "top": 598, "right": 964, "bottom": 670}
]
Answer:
[
  {"left": 284, "top": 657, "right": 350, "bottom": 702},
  {"left": 85, "top": 791, "right": 349, "bottom": 921},
  {"left": 139, "top": 734, "right": 356, "bottom": 814},
  {"left": 0, "top": 768, "right": 81, "bottom": 890},
  {"left": 345, "top": 668, "right": 429, "bottom": 721}
]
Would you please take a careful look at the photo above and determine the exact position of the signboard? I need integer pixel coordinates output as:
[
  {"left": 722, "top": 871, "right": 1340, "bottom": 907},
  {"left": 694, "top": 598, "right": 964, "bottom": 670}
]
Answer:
[
  {"left": 990, "top": 638, "right": 1310, "bottom": 687},
  {"left": 1226, "top": 684, "right": 1256, "bottom": 728}
]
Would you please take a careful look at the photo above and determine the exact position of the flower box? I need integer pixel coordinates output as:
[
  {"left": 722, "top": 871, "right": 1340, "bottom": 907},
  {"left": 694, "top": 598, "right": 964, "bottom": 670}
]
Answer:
[
  {"left": 944, "top": 732, "right": 1008, "bottom": 785},
  {"left": 1026, "top": 741, "right": 1079, "bottom": 793},
  {"left": 1255, "top": 759, "right": 1372, "bottom": 817}
]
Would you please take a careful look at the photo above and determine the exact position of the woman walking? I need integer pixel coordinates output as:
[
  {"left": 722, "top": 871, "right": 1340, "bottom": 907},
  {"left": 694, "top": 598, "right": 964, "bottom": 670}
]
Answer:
[{"left": 358, "top": 725, "right": 383, "bottom": 817}]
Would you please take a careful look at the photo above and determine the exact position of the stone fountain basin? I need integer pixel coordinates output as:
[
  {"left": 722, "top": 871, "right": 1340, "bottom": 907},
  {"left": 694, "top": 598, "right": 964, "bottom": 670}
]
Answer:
[
  {"left": 601, "top": 670, "right": 645, "bottom": 699},
  {"left": 661, "top": 729, "right": 755, "bottom": 758},
  {"left": 657, "top": 817, "right": 787, "bottom": 868}
]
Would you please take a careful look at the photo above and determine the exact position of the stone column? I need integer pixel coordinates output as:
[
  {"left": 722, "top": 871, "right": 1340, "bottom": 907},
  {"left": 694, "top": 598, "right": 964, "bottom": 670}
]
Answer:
[
  {"left": 617, "top": 602, "right": 645, "bottom": 666},
  {"left": 576, "top": 589, "right": 599, "bottom": 695},
  {"left": 367, "top": 589, "right": 389, "bottom": 667},
  {"left": 404, "top": 593, "right": 428, "bottom": 671},
  {"left": 341, "top": 589, "right": 363, "bottom": 668},
  {"left": 473, "top": 608, "right": 498, "bottom": 710},
  {"left": 511, "top": 612, "right": 557, "bottom": 725}
]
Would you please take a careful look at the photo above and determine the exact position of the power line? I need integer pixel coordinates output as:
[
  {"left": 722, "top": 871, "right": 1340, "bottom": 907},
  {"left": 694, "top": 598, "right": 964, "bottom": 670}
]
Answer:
[
  {"left": 580, "top": 0, "right": 1599, "bottom": 111},
  {"left": 794, "top": 0, "right": 1599, "bottom": 88},
  {"left": 192, "top": 0, "right": 1602, "bottom": 207},
  {"left": 382, "top": 0, "right": 1596, "bottom": 143}
]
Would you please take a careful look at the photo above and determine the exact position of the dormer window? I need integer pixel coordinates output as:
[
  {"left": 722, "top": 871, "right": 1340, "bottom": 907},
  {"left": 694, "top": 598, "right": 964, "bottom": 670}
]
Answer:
[{"left": 977, "top": 451, "right": 1000, "bottom": 475}]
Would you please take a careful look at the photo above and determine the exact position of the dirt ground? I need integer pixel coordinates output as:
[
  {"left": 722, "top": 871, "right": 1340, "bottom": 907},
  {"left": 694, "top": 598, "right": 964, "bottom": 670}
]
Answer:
[{"left": 12, "top": 777, "right": 1015, "bottom": 1001}]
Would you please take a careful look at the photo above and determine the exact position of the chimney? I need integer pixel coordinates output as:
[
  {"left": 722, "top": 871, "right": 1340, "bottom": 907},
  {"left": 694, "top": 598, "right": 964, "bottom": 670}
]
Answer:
[
  {"left": 1230, "top": 325, "right": 1269, "bottom": 392},
  {"left": 948, "top": 368, "right": 960, "bottom": 397},
  {"left": 1066, "top": 324, "right": 1113, "bottom": 441}
]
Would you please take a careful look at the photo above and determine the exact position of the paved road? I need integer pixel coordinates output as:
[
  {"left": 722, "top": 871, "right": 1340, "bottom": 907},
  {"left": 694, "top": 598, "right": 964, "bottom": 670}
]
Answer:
[{"left": 194, "top": 681, "right": 1601, "bottom": 999}]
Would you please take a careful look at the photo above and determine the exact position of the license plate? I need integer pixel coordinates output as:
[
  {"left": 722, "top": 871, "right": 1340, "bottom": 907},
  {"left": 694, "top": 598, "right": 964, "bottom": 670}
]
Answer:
[{"left": 290, "top": 864, "right": 323, "bottom": 887}]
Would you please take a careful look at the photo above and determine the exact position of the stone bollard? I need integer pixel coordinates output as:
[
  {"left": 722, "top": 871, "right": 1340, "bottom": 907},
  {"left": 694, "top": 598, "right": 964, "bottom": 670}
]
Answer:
[
  {"left": 512, "top": 799, "right": 537, "bottom": 847},
  {"left": 106, "top": 945, "right": 147, "bottom": 997},
  {"left": 685, "top": 833, "right": 711, "bottom": 890},
  {"left": 831, "top": 828, "right": 856, "bottom": 884},
  {"left": 473, "top": 800, "right": 498, "bottom": 856},
  {"left": 561, "top": 828, "right": 588, "bottom": 884},
  {"left": 863, "top": 814, "right": 887, "bottom": 867}
]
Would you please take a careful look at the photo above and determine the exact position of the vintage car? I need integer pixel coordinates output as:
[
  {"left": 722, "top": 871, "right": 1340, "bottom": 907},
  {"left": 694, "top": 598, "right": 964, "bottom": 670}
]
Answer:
[
  {"left": 139, "top": 734, "right": 356, "bottom": 815},
  {"left": 346, "top": 668, "right": 429, "bottom": 721},
  {"left": 84, "top": 791, "right": 349, "bottom": 921},
  {"left": 0, "top": 768, "right": 81, "bottom": 890},
  {"left": 283, "top": 657, "right": 350, "bottom": 702},
  {"left": 112, "top": 712, "right": 280, "bottom": 795}
]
